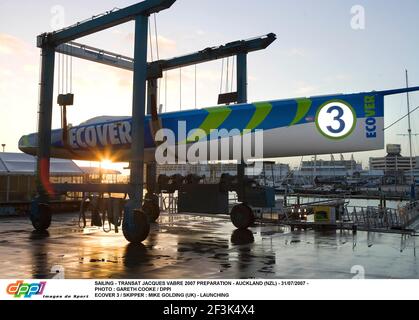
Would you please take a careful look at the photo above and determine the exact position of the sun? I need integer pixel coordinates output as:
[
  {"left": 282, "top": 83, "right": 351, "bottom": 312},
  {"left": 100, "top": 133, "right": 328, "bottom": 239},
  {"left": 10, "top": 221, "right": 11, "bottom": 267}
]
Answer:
[
  {"left": 100, "top": 159, "right": 114, "bottom": 170},
  {"left": 98, "top": 159, "right": 129, "bottom": 175}
]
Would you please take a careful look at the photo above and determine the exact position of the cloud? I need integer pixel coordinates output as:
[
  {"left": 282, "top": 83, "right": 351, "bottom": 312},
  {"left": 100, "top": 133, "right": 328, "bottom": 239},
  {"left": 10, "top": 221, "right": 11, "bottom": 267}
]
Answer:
[
  {"left": 0, "top": 33, "right": 27, "bottom": 55},
  {"left": 286, "top": 48, "right": 307, "bottom": 58},
  {"left": 326, "top": 74, "right": 351, "bottom": 82},
  {"left": 195, "top": 29, "right": 206, "bottom": 36},
  {"left": 156, "top": 35, "right": 177, "bottom": 56},
  {"left": 174, "top": 68, "right": 211, "bottom": 82},
  {"left": 294, "top": 84, "right": 319, "bottom": 96},
  {"left": 0, "top": 69, "right": 13, "bottom": 77},
  {"left": 112, "top": 68, "right": 132, "bottom": 88},
  {"left": 79, "top": 63, "right": 132, "bottom": 89},
  {"left": 125, "top": 33, "right": 177, "bottom": 58},
  {"left": 23, "top": 64, "right": 38, "bottom": 73}
]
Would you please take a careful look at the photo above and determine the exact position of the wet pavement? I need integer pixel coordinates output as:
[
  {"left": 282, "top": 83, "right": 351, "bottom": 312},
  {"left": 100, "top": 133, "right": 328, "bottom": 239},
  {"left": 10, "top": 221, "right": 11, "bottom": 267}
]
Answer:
[{"left": 0, "top": 212, "right": 418, "bottom": 279}]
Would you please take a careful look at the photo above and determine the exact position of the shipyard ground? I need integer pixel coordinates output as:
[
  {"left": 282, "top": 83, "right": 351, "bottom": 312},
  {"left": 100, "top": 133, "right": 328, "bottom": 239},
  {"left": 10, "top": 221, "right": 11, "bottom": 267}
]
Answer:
[{"left": 0, "top": 212, "right": 418, "bottom": 279}]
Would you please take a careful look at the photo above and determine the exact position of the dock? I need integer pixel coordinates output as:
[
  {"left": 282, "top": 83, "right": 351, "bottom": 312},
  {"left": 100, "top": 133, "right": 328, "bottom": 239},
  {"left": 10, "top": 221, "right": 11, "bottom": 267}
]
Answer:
[
  {"left": 286, "top": 192, "right": 411, "bottom": 201},
  {"left": 279, "top": 200, "right": 419, "bottom": 236}
]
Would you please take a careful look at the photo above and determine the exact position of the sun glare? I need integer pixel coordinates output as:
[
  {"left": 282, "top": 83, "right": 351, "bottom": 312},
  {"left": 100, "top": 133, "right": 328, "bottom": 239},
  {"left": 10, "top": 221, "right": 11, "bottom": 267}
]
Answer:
[{"left": 100, "top": 159, "right": 114, "bottom": 170}]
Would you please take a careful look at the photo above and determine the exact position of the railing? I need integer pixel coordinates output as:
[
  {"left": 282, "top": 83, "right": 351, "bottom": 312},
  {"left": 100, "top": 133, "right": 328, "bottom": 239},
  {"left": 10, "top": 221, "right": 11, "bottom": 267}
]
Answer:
[
  {"left": 344, "top": 201, "right": 419, "bottom": 230},
  {"left": 278, "top": 200, "right": 419, "bottom": 233},
  {"left": 160, "top": 193, "right": 178, "bottom": 214},
  {"left": 400, "top": 201, "right": 419, "bottom": 227},
  {"left": 344, "top": 206, "right": 400, "bottom": 229}
]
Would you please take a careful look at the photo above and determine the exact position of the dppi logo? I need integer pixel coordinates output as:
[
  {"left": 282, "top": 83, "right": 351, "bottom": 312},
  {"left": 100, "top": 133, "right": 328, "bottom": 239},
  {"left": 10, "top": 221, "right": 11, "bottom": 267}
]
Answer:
[{"left": 6, "top": 280, "right": 46, "bottom": 298}]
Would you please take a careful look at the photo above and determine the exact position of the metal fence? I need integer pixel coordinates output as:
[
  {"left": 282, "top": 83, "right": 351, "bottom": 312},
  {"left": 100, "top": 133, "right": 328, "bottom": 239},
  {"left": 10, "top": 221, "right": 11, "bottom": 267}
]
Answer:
[{"left": 344, "top": 201, "right": 419, "bottom": 230}]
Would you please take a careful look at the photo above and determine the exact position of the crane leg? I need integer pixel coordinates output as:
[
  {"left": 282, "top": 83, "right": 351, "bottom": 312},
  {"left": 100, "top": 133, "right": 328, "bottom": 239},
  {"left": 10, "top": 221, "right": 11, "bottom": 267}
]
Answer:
[
  {"left": 144, "top": 162, "right": 160, "bottom": 222},
  {"left": 31, "top": 45, "right": 55, "bottom": 232},
  {"left": 122, "top": 14, "right": 150, "bottom": 243}
]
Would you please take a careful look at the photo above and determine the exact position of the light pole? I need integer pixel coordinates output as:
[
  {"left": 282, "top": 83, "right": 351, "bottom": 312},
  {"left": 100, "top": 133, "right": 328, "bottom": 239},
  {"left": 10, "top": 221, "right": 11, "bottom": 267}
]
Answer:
[{"left": 1, "top": 144, "right": 5, "bottom": 152}]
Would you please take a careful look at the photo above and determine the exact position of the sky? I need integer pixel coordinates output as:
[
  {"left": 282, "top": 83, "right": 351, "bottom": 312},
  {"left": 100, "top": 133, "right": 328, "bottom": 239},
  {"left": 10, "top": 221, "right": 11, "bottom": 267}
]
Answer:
[{"left": 1, "top": 0, "right": 419, "bottom": 171}]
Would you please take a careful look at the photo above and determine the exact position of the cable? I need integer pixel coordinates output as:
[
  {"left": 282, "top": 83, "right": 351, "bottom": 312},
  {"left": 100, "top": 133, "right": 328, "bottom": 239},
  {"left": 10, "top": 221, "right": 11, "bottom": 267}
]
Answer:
[
  {"left": 413, "top": 97, "right": 419, "bottom": 157},
  {"left": 66, "top": 45, "right": 68, "bottom": 93},
  {"left": 219, "top": 58, "right": 224, "bottom": 94},
  {"left": 149, "top": 21, "right": 154, "bottom": 61},
  {"left": 195, "top": 64, "right": 197, "bottom": 109},
  {"left": 148, "top": 19, "right": 154, "bottom": 61},
  {"left": 102, "top": 207, "right": 112, "bottom": 233},
  {"left": 225, "top": 57, "right": 229, "bottom": 93},
  {"left": 231, "top": 55, "right": 235, "bottom": 93},
  {"left": 153, "top": 14, "right": 160, "bottom": 107},
  {"left": 164, "top": 71, "right": 168, "bottom": 112},
  {"left": 179, "top": 68, "right": 182, "bottom": 110},
  {"left": 383, "top": 106, "right": 419, "bottom": 131},
  {"left": 66, "top": 49, "right": 69, "bottom": 93},
  {"left": 70, "top": 44, "right": 73, "bottom": 93},
  {"left": 153, "top": 14, "right": 160, "bottom": 60},
  {"left": 78, "top": 196, "right": 88, "bottom": 229},
  {"left": 157, "top": 79, "right": 161, "bottom": 110},
  {"left": 61, "top": 51, "right": 64, "bottom": 94},
  {"left": 57, "top": 53, "right": 61, "bottom": 94}
]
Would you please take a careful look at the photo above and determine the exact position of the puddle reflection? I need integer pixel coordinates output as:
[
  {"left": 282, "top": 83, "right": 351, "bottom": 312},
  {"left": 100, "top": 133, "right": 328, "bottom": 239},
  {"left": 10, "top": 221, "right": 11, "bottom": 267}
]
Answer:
[
  {"left": 123, "top": 243, "right": 150, "bottom": 269},
  {"left": 231, "top": 229, "right": 254, "bottom": 245}
]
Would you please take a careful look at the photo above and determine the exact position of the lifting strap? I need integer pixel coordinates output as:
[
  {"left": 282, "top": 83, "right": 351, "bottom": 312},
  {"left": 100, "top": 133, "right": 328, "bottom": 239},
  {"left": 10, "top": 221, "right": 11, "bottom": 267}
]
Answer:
[{"left": 149, "top": 79, "right": 164, "bottom": 147}]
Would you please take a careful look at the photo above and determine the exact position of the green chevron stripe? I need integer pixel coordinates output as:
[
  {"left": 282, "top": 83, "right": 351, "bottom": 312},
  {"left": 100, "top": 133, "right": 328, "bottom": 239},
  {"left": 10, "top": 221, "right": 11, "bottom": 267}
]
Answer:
[
  {"left": 22, "top": 135, "right": 30, "bottom": 147},
  {"left": 290, "top": 98, "right": 312, "bottom": 126},
  {"left": 245, "top": 102, "right": 272, "bottom": 130},
  {"left": 184, "top": 106, "right": 232, "bottom": 143}
]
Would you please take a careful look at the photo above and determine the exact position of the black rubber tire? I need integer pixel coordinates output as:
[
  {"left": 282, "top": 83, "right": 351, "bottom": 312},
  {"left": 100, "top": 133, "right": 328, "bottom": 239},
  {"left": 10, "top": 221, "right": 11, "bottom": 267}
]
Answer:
[
  {"left": 230, "top": 204, "right": 254, "bottom": 230},
  {"left": 143, "top": 201, "right": 160, "bottom": 223},
  {"left": 122, "top": 210, "right": 150, "bottom": 243},
  {"left": 31, "top": 203, "right": 52, "bottom": 231}
]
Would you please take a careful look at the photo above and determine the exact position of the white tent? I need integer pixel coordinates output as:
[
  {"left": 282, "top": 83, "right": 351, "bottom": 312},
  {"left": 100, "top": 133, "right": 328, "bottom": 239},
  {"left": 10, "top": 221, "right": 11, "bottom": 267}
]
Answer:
[
  {"left": 0, "top": 152, "right": 84, "bottom": 202},
  {"left": 0, "top": 152, "right": 83, "bottom": 176}
]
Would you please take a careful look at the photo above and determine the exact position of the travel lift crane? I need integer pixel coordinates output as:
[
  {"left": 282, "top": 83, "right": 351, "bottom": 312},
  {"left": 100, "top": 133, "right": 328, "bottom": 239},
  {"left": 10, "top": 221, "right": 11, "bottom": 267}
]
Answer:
[{"left": 32, "top": 0, "right": 276, "bottom": 243}]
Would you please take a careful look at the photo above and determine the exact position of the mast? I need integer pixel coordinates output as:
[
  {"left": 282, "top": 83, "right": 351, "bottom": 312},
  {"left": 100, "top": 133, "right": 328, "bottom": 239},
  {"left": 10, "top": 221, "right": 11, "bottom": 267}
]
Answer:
[{"left": 406, "top": 69, "right": 415, "bottom": 200}]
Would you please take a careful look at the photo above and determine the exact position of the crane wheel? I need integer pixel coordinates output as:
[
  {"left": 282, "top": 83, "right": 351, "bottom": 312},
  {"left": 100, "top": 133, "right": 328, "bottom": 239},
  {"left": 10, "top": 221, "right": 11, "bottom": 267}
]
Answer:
[
  {"left": 30, "top": 201, "right": 52, "bottom": 231},
  {"left": 122, "top": 209, "right": 150, "bottom": 243}
]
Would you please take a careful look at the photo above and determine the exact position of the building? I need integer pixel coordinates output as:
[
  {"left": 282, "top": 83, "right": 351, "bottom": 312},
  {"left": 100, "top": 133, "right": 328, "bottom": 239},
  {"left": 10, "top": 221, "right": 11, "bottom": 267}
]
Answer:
[
  {"left": 294, "top": 155, "right": 362, "bottom": 179},
  {"left": 0, "top": 152, "right": 84, "bottom": 202},
  {"left": 248, "top": 161, "right": 290, "bottom": 182},
  {"left": 404, "top": 163, "right": 419, "bottom": 187},
  {"left": 369, "top": 144, "right": 417, "bottom": 172}
]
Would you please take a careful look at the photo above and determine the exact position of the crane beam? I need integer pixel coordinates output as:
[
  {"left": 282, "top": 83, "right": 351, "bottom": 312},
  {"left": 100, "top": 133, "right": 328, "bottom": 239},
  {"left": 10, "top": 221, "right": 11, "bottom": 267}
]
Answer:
[
  {"left": 37, "top": 0, "right": 176, "bottom": 47},
  {"left": 56, "top": 42, "right": 134, "bottom": 71},
  {"left": 55, "top": 33, "right": 277, "bottom": 79},
  {"left": 158, "top": 33, "right": 276, "bottom": 72}
]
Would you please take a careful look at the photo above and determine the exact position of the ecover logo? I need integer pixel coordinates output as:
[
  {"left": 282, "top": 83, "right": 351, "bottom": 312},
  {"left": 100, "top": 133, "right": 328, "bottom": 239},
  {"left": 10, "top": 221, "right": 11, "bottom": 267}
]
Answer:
[
  {"left": 6, "top": 280, "right": 46, "bottom": 298},
  {"left": 315, "top": 100, "right": 357, "bottom": 140}
]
